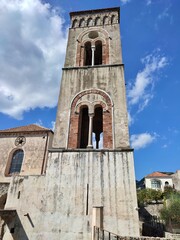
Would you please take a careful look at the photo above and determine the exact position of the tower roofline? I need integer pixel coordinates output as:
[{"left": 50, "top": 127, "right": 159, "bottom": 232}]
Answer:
[{"left": 70, "top": 7, "right": 120, "bottom": 18}]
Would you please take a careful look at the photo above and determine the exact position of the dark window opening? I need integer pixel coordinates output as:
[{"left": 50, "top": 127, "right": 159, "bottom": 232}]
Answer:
[
  {"left": 72, "top": 19, "right": 78, "bottom": 28},
  {"left": 78, "top": 106, "right": 89, "bottom": 148},
  {"left": 94, "top": 41, "right": 102, "bottom": 65},
  {"left": 111, "top": 15, "right": 115, "bottom": 24},
  {"left": 9, "top": 149, "right": 24, "bottom": 174},
  {"left": 84, "top": 42, "right": 92, "bottom": 66},
  {"left": 87, "top": 18, "right": 93, "bottom": 26},
  {"left": 93, "top": 106, "right": 103, "bottom": 149},
  {"left": 103, "top": 16, "right": 108, "bottom": 25},
  {"left": 165, "top": 181, "right": 169, "bottom": 186},
  {"left": 95, "top": 17, "right": 100, "bottom": 26},
  {"left": 10, "top": 228, "right": 15, "bottom": 234},
  {"left": 79, "top": 18, "right": 85, "bottom": 27}
]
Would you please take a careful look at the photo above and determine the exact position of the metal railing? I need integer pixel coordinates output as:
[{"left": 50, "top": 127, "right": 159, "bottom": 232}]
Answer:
[{"left": 94, "top": 227, "right": 122, "bottom": 240}]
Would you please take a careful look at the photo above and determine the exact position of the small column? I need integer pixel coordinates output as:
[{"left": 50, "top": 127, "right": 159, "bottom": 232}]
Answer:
[
  {"left": 91, "top": 45, "right": 95, "bottom": 66},
  {"left": 87, "top": 113, "right": 94, "bottom": 148}
]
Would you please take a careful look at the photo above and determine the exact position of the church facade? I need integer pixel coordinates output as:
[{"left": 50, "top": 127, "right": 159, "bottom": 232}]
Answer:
[{"left": 0, "top": 7, "right": 139, "bottom": 239}]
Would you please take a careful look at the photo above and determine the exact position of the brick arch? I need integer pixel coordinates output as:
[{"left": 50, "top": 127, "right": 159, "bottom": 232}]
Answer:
[
  {"left": 72, "top": 19, "right": 78, "bottom": 28},
  {"left": 77, "top": 27, "right": 109, "bottom": 42},
  {"left": 76, "top": 28, "right": 110, "bottom": 66},
  {"left": 79, "top": 18, "right": 85, "bottom": 27},
  {"left": 95, "top": 16, "right": 101, "bottom": 26},
  {"left": 68, "top": 89, "right": 113, "bottom": 149}
]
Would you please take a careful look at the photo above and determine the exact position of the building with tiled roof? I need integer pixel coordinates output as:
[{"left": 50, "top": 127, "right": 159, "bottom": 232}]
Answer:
[
  {"left": 0, "top": 124, "right": 53, "bottom": 183},
  {"left": 145, "top": 171, "right": 173, "bottom": 191},
  {"left": 0, "top": 124, "right": 53, "bottom": 134},
  {"left": 146, "top": 171, "right": 172, "bottom": 178}
]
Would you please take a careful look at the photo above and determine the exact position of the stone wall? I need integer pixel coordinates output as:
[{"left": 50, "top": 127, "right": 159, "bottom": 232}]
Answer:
[
  {"left": 172, "top": 170, "right": 180, "bottom": 191},
  {"left": 165, "top": 232, "right": 180, "bottom": 239},
  {"left": 53, "top": 65, "right": 129, "bottom": 149},
  {"left": 0, "top": 132, "right": 53, "bottom": 182},
  {"left": 2, "top": 150, "right": 139, "bottom": 239}
]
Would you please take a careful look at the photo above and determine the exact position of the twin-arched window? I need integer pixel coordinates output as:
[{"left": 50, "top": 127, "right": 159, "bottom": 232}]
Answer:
[
  {"left": 68, "top": 90, "right": 113, "bottom": 149},
  {"left": 78, "top": 105, "right": 103, "bottom": 149},
  {"left": 84, "top": 41, "right": 102, "bottom": 66}
]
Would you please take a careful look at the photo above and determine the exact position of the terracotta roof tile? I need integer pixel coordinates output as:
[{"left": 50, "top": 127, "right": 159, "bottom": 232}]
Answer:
[
  {"left": 146, "top": 171, "right": 171, "bottom": 178},
  {"left": 0, "top": 124, "right": 52, "bottom": 134}
]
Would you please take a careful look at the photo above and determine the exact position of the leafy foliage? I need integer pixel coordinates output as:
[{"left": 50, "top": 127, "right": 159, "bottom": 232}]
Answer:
[
  {"left": 137, "top": 188, "right": 163, "bottom": 206},
  {"left": 163, "top": 186, "right": 176, "bottom": 198},
  {"left": 160, "top": 193, "right": 180, "bottom": 224}
]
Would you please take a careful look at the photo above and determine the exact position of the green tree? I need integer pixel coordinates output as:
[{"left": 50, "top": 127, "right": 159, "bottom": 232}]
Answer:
[
  {"left": 137, "top": 188, "right": 163, "bottom": 206},
  {"left": 160, "top": 193, "right": 180, "bottom": 224},
  {"left": 163, "top": 186, "right": 176, "bottom": 198}
]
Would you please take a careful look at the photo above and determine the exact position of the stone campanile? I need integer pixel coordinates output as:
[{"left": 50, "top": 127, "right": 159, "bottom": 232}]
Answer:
[
  {"left": 0, "top": 8, "right": 140, "bottom": 240},
  {"left": 53, "top": 7, "right": 130, "bottom": 150},
  {"left": 50, "top": 7, "right": 140, "bottom": 239}
]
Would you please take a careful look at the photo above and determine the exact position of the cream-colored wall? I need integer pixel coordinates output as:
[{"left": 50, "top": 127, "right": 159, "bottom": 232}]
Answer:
[
  {"left": 53, "top": 65, "right": 129, "bottom": 149},
  {"left": 64, "top": 24, "right": 122, "bottom": 67},
  {"left": 172, "top": 170, "right": 180, "bottom": 191},
  {"left": 0, "top": 132, "right": 53, "bottom": 182},
  {"left": 3, "top": 150, "right": 139, "bottom": 239},
  {"left": 145, "top": 177, "right": 173, "bottom": 191}
]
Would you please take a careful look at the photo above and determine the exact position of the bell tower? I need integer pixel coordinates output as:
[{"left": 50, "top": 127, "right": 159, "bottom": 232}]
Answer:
[
  {"left": 50, "top": 7, "right": 140, "bottom": 238},
  {"left": 53, "top": 7, "right": 130, "bottom": 150}
]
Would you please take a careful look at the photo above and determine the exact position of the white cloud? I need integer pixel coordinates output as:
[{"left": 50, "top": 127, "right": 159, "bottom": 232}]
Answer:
[
  {"left": 158, "top": 7, "right": 170, "bottom": 20},
  {"left": 146, "top": 0, "right": 152, "bottom": 6},
  {"left": 120, "top": 0, "right": 131, "bottom": 5},
  {"left": 162, "top": 144, "right": 168, "bottom": 149},
  {"left": 128, "top": 51, "right": 168, "bottom": 112},
  {"left": 0, "top": 0, "right": 67, "bottom": 119},
  {"left": 51, "top": 121, "right": 56, "bottom": 131},
  {"left": 92, "top": 132, "right": 103, "bottom": 149},
  {"left": 34, "top": 119, "right": 43, "bottom": 126},
  {"left": 130, "top": 133, "right": 156, "bottom": 150},
  {"left": 128, "top": 112, "right": 134, "bottom": 126}
]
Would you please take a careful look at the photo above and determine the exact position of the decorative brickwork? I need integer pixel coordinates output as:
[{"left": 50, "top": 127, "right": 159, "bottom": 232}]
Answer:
[
  {"left": 76, "top": 28, "right": 110, "bottom": 66},
  {"left": 68, "top": 89, "right": 113, "bottom": 149},
  {"left": 70, "top": 8, "right": 119, "bottom": 28}
]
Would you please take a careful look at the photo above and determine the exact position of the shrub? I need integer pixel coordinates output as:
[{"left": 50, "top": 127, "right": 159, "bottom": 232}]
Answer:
[
  {"left": 163, "top": 186, "right": 176, "bottom": 198},
  {"left": 160, "top": 193, "right": 180, "bottom": 224},
  {"left": 137, "top": 188, "right": 163, "bottom": 206}
]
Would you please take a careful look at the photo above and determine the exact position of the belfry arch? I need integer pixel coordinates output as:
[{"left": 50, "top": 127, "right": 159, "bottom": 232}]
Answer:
[
  {"left": 68, "top": 89, "right": 113, "bottom": 149},
  {"left": 76, "top": 28, "right": 110, "bottom": 66},
  {"left": 93, "top": 105, "right": 103, "bottom": 149}
]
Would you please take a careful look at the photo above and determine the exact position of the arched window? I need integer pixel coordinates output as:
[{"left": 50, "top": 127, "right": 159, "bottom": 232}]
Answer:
[
  {"left": 72, "top": 19, "right": 78, "bottom": 28},
  {"left": 78, "top": 106, "right": 89, "bottom": 148},
  {"left": 87, "top": 18, "right": 93, "bottom": 26},
  {"left": 68, "top": 89, "right": 113, "bottom": 149},
  {"left": 93, "top": 106, "right": 103, "bottom": 149},
  {"left": 79, "top": 18, "right": 85, "bottom": 27},
  {"left": 151, "top": 179, "right": 161, "bottom": 189},
  {"left": 111, "top": 15, "right": 115, "bottom": 24},
  {"left": 84, "top": 42, "right": 92, "bottom": 66},
  {"left": 95, "top": 17, "right": 101, "bottom": 26},
  {"left": 165, "top": 181, "right": 169, "bottom": 186},
  {"left": 94, "top": 41, "right": 102, "bottom": 65},
  {"left": 103, "top": 16, "right": 108, "bottom": 25},
  {"left": 9, "top": 149, "right": 24, "bottom": 175}
]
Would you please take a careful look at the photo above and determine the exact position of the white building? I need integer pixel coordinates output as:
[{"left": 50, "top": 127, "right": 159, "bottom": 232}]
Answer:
[{"left": 145, "top": 171, "right": 173, "bottom": 191}]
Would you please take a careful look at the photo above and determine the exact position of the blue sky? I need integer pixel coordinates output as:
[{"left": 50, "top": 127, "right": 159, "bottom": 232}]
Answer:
[{"left": 0, "top": 0, "right": 179, "bottom": 180}]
